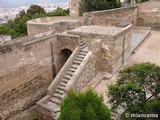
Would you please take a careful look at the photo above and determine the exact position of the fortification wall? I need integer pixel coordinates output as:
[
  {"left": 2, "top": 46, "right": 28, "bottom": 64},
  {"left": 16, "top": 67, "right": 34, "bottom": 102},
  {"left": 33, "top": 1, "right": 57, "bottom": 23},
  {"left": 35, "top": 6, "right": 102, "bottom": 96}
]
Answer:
[
  {"left": 0, "top": 35, "right": 57, "bottom": 119},
  {"left": 74, "top": 39, "right": 102, "bottom": 89},
  {"left": 137, "top": 10, "right": 160, "bottom": 26},
  {"left": 136, "top": 1, "right": 160, "bottom": 26},
  {"left": 0, "top": 33, "right": 79, "bottom": 119},
  {"left": 70, "top": 0, "right": 80, "bottom": 17},
  {"left": 27, "top": 17, "right": 81, "bottom": 36},
  {"left": 68, "top": 25, "right": 132, "bottom": 74},
  {"left": 112, "top": 26, "right": 132, "bottom": 72},
  {"left": 83, "top": 6, "right": 138, "bottom": 26}
]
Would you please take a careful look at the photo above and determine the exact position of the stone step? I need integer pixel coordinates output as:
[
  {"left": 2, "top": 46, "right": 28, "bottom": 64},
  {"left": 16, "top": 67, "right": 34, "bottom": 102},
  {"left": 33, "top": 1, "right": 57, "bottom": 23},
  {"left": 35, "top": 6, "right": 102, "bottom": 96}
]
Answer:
[
  {"left": 50, "top": 97, "right": 61, "bottom": 105},
  {"left": 54, "top": 112, "right": 60, "bottom": 120},
  {"left": 54, "top": 107, "right": 60, "bottom": 113},
  {"left": 71, "top": 64, "right": 79, "bottom": 69},
  {"left": 73, "top": 60, "right": 81, "bottom": 65},
  {"left": 53, "top": 93, "right": 63, "bottom": 99},
  {"left": 112, "top": 111, "right": 118, "bottom": 114},
  {"left": 78, "top": 52, "right": 86, "bottom": 56},
  {"left": 60, "top": 82, "right": 67, "bottom": 87},
  {"left": 55, "top": 89, "right": 64, "bottom": 94},
  {"left": 81, "top": 44, "right": 87, "bottom": 49},
  {"left": 75, "top": 57, "right": 83, "bottom": 61},
  {"left": 57, "top": 85, "right": 66, "bottom": 91},
  {"left": 80, "top": 50, "right": 88, "bottom": 53},
  {"left": 61, "top": 78, "right": 69, "bottom": 83},
  {"left": 80, "top": 40, "right": 84, "bottom": 43},
  {"left": 66, "top": 71, "right": 74, "bottom": 76},
  {"left": 111, "top": 112, "right": 117, "bottom": 117},
  {"left": 77, "top": 54, "right": 85, "bottom": 59},
  {"left": 69, "top": 67, "right": 76, "bottom": 72},
  {"left": 80, "top": 42, "right": 85, "bottom": 46},
  {"left": 64, "top": 74, "right": 72, "bottom": 80},
  {"left": 79, "top": 52, "right": 87, "bottom": 56}
]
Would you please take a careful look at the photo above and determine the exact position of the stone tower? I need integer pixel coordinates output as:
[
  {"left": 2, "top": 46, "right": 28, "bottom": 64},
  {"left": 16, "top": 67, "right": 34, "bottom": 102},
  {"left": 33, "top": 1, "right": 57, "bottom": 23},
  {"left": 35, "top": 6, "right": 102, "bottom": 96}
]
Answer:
[{"left": 69, "top": 0, "right": 80, "bottom": 17}]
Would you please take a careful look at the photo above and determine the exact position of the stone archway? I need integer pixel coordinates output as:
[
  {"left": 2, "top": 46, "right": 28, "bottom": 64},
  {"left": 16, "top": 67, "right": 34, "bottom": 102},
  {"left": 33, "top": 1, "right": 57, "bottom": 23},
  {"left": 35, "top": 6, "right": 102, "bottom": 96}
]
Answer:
[
  {"left": 57, "top": 48, "right": 72, "bottom": 72},
  {"left": 137, "top": 18, "right": 145, "bottom": 26}
]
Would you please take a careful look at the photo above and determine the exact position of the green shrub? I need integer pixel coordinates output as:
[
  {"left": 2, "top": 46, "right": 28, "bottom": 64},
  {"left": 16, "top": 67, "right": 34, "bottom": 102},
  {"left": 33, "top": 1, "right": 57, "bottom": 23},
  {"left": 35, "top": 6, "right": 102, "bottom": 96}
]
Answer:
[{"left": 59, "top": 89, "right": 111, "bottom": 120}]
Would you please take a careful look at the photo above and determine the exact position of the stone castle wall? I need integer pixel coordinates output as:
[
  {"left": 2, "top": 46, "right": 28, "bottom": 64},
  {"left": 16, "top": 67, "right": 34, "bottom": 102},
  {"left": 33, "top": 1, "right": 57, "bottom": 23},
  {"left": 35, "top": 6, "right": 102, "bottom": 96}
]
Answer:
[
  {"left": 83, "top": 6, "right": 138, "bottom": 26},
  {"left": 0, "top": 35, "right": 57, "bottom": 119},
  {"left": 137, "top": 1, "right": 160, "bottom": 26},
  {"left": 0, "top": 33, "right": 79, "bottom": 119},
  {"left": 138, "top": 10, "right": 160, "bottom": 26},
  {"left": 74, "top": 39, "right": 102, "bottom": 89},
  {"left": 27, "top": 17, "right": 81, "bottom": 36},
  {"left": 70, "top": 0, "right": 80, "bottom": 17},
  {"left": 68, "top": 25, "right": 132, "bottom": 74}
]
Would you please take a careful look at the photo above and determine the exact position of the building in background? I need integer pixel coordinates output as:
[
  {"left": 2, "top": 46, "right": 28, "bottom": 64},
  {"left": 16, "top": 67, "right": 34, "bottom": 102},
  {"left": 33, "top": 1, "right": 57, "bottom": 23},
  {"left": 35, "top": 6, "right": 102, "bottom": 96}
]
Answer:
[{"left": 69, "top": 0, "right": 80, "bottom": 17}]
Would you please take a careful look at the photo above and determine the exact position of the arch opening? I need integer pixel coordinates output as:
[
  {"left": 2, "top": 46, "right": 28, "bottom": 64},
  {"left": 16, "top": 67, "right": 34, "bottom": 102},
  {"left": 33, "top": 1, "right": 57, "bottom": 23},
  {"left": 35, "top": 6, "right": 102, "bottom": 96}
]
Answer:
[
  {"left": 137, "top": 18, "right": 144, "bottom": 26},
  {"left": 57, "top": 49, "right": 72, "bottom": 72}
]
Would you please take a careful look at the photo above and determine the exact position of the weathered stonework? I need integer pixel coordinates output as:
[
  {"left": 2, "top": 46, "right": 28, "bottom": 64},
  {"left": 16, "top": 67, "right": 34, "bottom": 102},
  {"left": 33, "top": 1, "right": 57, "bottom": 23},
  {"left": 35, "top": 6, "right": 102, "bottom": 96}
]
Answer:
[
  {"left": 70, "top": 0, "right": 80, "bottom": 17},
  {"left": 0, "top": 32, "right": 80, "bottom": 119},
  {"left": 83, "top": 6, "right": 138, "bottom": 26},
  {"left": 1, "top": 1, "right": 158, "bottom": 119},
  {"left": 27, "top": 17, "right": 81, "bottom": 36}
]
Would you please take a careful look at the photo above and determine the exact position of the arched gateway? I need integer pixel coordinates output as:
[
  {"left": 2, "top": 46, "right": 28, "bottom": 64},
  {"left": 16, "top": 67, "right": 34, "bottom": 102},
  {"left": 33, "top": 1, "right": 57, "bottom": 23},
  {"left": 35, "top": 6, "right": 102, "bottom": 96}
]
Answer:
[{"left": 57, "top": 48, "right": 72, "bottom": 72}]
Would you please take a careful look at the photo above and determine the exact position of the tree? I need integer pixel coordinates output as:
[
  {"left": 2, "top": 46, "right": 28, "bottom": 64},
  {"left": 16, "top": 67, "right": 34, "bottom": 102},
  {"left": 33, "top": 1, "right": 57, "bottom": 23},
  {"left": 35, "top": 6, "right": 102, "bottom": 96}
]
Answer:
[
  {"left": 19, "top": 10, "right": 26, "bottom": 17},
  {"left": 108, "top": 62, "right": 160, "bottom": 112},
  {"left": 0, "top": 5, "right": 68, "bottom": 38},
  {"left": 47, "top": 9, "right": 68, "bottom": 17},
  {"left": 27, "top": 5, "right": 46, "bottom": 16},
  {"left": 59, "top": 89, "right": 111, "bottom": 120},
  {"left": 79, "top": 0, "right": 121, "bottom": 16}
]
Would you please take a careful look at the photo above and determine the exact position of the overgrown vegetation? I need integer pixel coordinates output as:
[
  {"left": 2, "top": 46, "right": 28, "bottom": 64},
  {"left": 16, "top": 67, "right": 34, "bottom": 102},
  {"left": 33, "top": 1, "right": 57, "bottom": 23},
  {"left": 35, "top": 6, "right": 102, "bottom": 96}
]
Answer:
[
  {"left": 59, "top": 89, "right": 111, "bottom": 120},
  {"left": 108, "top": 62, "right": 160, "bottom": 120},
  {"left": 0, "top": 5, "right": 69, "bottom": 38},
  {"left": 79, "top": 0, "right": 121, "bottom": 16}
]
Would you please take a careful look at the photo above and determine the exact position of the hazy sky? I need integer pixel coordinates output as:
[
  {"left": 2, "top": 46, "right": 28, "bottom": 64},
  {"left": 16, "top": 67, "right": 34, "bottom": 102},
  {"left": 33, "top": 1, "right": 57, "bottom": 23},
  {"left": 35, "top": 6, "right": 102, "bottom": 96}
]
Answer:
[{"left": 0, "top": 0, "right": 69, "bottom": 7}]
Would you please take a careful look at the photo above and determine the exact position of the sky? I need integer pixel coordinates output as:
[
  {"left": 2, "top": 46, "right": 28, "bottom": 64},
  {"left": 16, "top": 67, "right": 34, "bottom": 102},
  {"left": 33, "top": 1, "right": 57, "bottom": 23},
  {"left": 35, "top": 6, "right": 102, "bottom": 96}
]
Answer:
[{"left": 0, "top": 0, "right": 69, "bottom": 8}]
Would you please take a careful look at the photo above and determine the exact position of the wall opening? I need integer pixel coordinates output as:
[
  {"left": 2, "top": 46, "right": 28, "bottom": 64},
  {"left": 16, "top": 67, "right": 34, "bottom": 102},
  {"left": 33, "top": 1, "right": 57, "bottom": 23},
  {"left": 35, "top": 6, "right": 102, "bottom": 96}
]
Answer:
[
  {"left": 57, "top": 48, "right": 72, "bottom": 72},
  {"left": 137, "top": 18, "right": 144, "bottom": 26}
]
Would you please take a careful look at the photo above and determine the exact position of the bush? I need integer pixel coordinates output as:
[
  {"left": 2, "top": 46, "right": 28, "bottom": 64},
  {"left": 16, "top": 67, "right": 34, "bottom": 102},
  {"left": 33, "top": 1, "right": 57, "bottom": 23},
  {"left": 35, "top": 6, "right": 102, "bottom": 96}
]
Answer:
[
  {"left": 47, "top": 9, "right": 68, "bottom": 16},
  {"left": 59, "top": 89, "right": 111, "bottom": 120}
]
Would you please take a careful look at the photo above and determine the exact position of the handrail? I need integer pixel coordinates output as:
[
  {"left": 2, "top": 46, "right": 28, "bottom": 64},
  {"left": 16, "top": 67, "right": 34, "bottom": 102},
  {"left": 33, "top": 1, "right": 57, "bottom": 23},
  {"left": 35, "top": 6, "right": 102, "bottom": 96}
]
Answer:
[
  {"left": 65, "top": 51, "right": 93, "bottom": 91},
  {"left": 48, "top": 46, "right": 80, "bottom": 94}
]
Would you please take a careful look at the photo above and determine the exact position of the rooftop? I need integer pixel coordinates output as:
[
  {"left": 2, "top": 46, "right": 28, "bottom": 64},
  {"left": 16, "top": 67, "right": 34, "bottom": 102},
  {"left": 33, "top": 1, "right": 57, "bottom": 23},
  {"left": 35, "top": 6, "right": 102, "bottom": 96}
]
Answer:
[
  {"left": 27, "top": 16, "right": 81, "bottom": 25},
  {"left": 68, "top": 25, "right": 127, "bottom": 36}
]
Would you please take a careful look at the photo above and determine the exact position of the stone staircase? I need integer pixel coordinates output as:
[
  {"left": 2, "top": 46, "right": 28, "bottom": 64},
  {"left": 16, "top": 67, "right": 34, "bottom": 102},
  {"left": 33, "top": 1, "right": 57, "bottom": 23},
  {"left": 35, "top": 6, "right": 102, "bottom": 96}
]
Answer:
[
  {"left": 37, "top": 41, "right": 90, "bottom": 120},
  {"left": 111, "top": 111, "right": 118, "bottom": 120}
]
